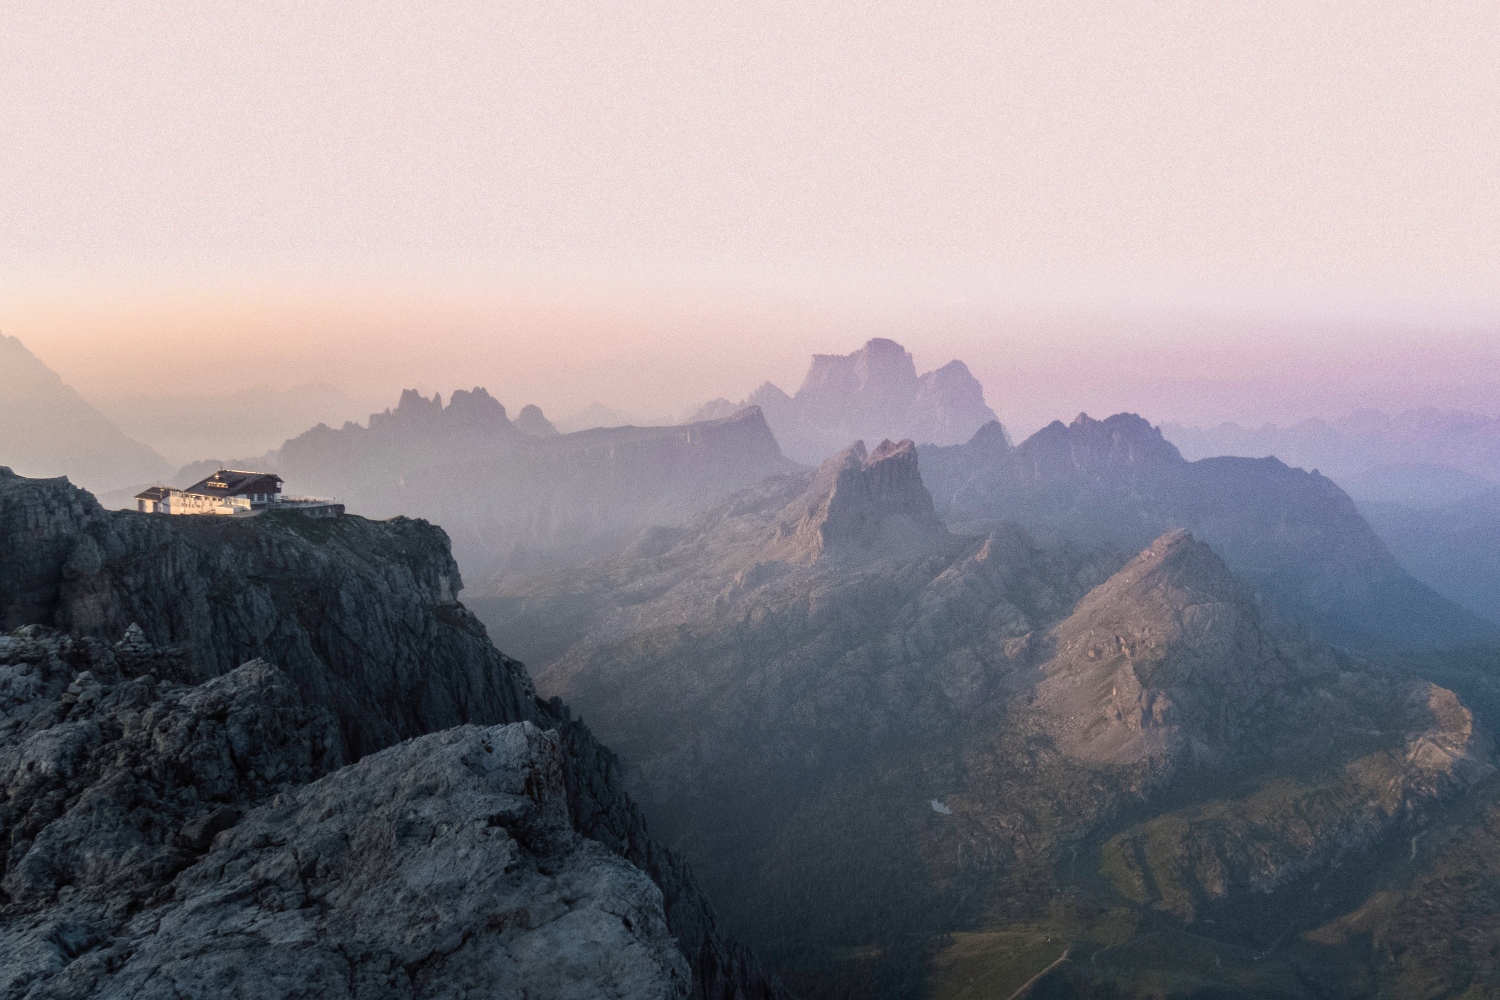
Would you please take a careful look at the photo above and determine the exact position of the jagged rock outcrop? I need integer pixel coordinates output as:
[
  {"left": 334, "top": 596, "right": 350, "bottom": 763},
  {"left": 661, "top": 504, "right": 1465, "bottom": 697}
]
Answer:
[
  {"left": 0, "top": 336, "right": 173, "bottom": 494},
  {"left": 774, "top": 439, "right": 948, "bottom": 561},
  {"left": 694, "top": 339, "right": 998, "bottom": 463},
  {"left": 0, "top": 626, "right": 689, "bottom": 998},
  {"left": 0, "top": 469, "right": 784, "bottom": 1000},
  {"left": 918, "top": 412, "right": 1497, "bottom": 650},
  {"left": 175, "top": 395, "right": 795, "bottom": 584}
]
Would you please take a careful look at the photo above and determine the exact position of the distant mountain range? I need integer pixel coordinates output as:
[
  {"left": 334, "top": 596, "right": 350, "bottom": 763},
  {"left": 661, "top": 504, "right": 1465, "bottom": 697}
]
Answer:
[
  {"left": 176, "top": 388, "right": 794, "bottom": 583},
  {"left": 1165, "top": 412, "right": 1500, "bottom": 627},
  {"left": 1338, "top": 464, "right": 1500, "bottom": 625},
  {"left": 475, "top": 439, "right": 1492, "bottom": 997},
  {"left": 691, "top": 338, "right": 998, "bottom": 464},
  {"left": 918, "top": 412, "right": 1496, "bottom": 651},
  {"left": 1164, "top": 407, "right": 1500, "bottom": 481},
  {"left": 0, "top": 334, "right": 173, "bottom": 493}
]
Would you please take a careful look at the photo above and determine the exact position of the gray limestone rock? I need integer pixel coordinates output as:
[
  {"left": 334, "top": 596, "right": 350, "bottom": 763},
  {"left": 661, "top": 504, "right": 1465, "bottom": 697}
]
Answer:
[
  {"left": 0, "top": 626, "right": 688, "bottom": 998},
  {"left": 99, "top": 723, "right": 690, "bottom": 1000}
]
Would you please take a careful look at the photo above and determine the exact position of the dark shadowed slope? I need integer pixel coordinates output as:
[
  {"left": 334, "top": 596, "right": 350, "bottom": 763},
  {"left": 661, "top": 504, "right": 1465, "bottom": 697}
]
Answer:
[
  {"left": 0, "top": 467, "right": 784, "bottom": 1000},
  {"left": 919, "top": 412, "right": 1497, "bottom": 650},
  {"left": 0, "top": 334, "right": 172, "bottom": 493},
  {"left": 692, "top": 338, "right": 999, "bottom": 464},
  {"left": 174, "top": 388, "right": 796, "bottom": 584}
]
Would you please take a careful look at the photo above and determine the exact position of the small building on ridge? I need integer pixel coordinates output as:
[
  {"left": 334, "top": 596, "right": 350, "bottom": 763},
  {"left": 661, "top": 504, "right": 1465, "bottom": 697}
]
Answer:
[{"left": 134, "top": 470, "right": 341, "bottom": 518}]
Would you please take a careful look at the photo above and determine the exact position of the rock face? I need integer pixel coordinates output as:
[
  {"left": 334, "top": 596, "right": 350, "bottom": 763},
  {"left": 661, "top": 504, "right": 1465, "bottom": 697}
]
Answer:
[
  {"left": 0, "top": 466, "right": 534, "bottom": 760},
  {"left": 774, "top": 439, "right": 948, "bottom": 561},
  {"left": 0, "top": 626, "right": 688, "bottom": 998},
  {"left": 177, "top": 393, "right": 794, "bottom": 584},
  {"left": 109, "top": 724, "right": 689, "bottom": 999},
  {"left": 1033, "top": 531, "right": 1291, "bottom": 775},
  {"left": 696, "top": 339, "right": 999, "bottom": 463},
  {"left": 919, "top": 412, "right": 1497, "bottom": 650},
  {"left": 0, "top": 469, "right": 783, "bottom": 1000},
  {"left": 0, "top": 335, "right": 172, "bottom": 494}
]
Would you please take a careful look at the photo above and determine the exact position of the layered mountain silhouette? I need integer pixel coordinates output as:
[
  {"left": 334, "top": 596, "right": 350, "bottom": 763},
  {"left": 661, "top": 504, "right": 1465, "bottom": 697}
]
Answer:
[
  {"left": 692, "top": 338, "right": 998, "bottom": 463},
  {"left": 919, "top": 412, "right": 1497, "bottom": 650},
  {"left": 1334, "top": 464, "right": 1500, "bottom": 625},
  {"left": 476, "top": 442, "right": 1490, "bottom": 998},
  {"left": 0, "top": 334, "right": 172, "bottom": 492},
  {"left": 1165, "top": 406, "right": 1500, "bottom": 481},
  {"left": 177, "top": 388, "right": 794, "bottom": 583}
]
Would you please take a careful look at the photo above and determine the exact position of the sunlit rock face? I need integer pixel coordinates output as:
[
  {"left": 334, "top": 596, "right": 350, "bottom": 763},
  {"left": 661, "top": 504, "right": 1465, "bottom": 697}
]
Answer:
[{"left": 772, "top": 439, "right": 949, "bottom": 562}]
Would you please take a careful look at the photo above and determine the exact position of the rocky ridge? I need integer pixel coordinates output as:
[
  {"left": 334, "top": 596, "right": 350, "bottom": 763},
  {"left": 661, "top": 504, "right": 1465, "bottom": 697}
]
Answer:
[
  {"left": 919, "top": 411, "right": 1497, "bottom": 650},
  {"left": 0, "top": 468, "right": 782, "bottom": 1000}
]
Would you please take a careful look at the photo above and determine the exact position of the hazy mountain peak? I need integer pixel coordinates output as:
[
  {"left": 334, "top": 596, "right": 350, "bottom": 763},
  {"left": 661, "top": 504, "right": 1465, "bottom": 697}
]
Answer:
[
  {"left": 703, "top": 339, "right": 999, "bottom": 462},
  {"left": 796, "top": 339, "right": 920, "bottom": 423},
  {"left": 1024, "top": 411, "right": 1184, "bottom": 470},
  {"left": 0, "top": 333, "right": 66, "bottom": 399},
  {"left": 746, "top": 381, "right": 792, "bottom": 407},
  {"left": 965, "top": 420, "right": 1014, "bottom": 453},
  {"left": 0, "top": 334, "right": 172, "bottom": 493},
  {"left": 445, "top": 386, "right": 512, "bottom": 430},
  {"left": 513, "top": 404, "right": 560, "bottom": 437}
]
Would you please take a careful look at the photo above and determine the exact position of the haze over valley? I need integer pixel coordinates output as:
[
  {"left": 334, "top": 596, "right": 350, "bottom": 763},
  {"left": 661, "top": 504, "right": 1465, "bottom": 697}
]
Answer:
[{"left": 6, "top": 5, "right": 1500, "bottom": 998}]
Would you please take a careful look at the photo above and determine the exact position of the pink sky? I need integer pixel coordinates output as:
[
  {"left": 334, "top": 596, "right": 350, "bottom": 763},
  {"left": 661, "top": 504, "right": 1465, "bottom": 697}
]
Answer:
[{"left": 3, "top": 3, "right": 1498, "bottom": 434}]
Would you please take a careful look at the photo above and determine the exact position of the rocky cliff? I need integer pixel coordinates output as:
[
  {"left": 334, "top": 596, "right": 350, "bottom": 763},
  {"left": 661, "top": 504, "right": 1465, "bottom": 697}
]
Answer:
[
  {"left": 0, "top": 627, "right": 689, "bottom": 998},
  {"left": 0, "top": 468, "right": 782, "bottom": 1000},
  {"left": 773, "top": 439, "right": 948, "bottom": 562},
  {"left": 919, "top": 412, "right": 1497, "bottom": 650}
]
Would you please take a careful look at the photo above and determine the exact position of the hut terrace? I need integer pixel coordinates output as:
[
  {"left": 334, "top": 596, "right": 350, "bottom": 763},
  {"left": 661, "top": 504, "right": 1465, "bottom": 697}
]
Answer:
[{"left": 135, "top": 470, "right": 342, "bottom": 518}]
